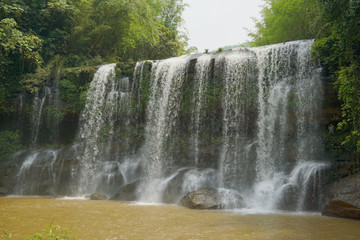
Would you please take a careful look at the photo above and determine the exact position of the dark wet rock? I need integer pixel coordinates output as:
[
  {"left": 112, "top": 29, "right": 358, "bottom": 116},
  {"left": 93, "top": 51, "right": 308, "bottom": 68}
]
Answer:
[
  {"left": 162, "top": 168, "right": 189, "bottom": 204},
  {"left": 0, "top": 152, "right": 27, "bottom": 195},
  {"left": 162, "top": 168, "right": 218, "bottom": 204},
  {"left": 322, "top": 172, "right": 360, "bottom": 219},
  {"left": 276, "top": 184, "right": 299, "bottom": 210},
  {"left": 0, "top": 187, "right": 8, "bottom": 196},
  {"left": 110, "top": 181, "right": 140, "bottom": 201},
  {"left": 217, "top": 188, "right": 244, "bottom": 209},
  {"left": 180, "top": 188, "right": 219, "bottom": 209},
  {"left": 90, "top": 192, "right": 107, "bottom": 200},
  {"left": 322, "top": 201, "right": 360, "bottom": 219},
  {"left": 180, "top": 188, "right": 244, "bottom": 210},
  {"left": 323, "top": 172, "right": 360, "bottom": 207}
]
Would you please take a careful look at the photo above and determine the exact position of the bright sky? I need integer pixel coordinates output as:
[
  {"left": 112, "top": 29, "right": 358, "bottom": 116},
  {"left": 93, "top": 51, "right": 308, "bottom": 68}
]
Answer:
[{"left": 182, "top": 0, "right": 264, "bottom": 52}]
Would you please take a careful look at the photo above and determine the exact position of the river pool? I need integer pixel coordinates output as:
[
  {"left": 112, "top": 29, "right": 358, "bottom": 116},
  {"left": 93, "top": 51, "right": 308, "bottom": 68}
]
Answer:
[{"left": 1, "top": 197, "right": 359, "bottom": 239}]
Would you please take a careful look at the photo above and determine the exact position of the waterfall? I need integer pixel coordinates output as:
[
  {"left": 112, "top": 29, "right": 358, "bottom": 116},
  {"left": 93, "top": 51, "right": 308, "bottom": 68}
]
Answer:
[
  {"left": 75, "top": 63, "right": 133, "bottom": 195},
  {"left": 254, "top": 41, "right": 323, "bottom": 181},
  {"left": 30, "top": 87, "right": 49, "bottom": 146},
  {"left": 139, "top": 56, "right": 189, "bottom": 202},
  {"left": 29, "top": 70, "right": 63, "bottom": 146},
  {"left": 191, "top": 54, "right": 212, "bottom": 166},
  {"left": 135, "top": 40, "right": 326, "bottom": 207},
  {"left": 15, "top": 149, "right": 60, "bottom": 195},
  {"left": 218, "top": 50, "right": 258, "bottom": 189},
  {"left": 8, "top": 40, "right": 330, "bottom": 211}
]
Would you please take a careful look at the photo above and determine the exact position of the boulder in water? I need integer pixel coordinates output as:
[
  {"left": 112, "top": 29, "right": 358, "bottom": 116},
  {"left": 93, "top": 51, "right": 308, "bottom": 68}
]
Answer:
[
  {"left": 322, "top": 172, "right": 360, "bottom": 219},
  {"left": 110, "top": 181, "right": 139, "bottom": 201},
  {"left": 276, "top": 184, "right": 299, "bottom": 210},
  {"left": 322, "top": 201, "right": 360, "bottom": 219},
  {"left": 0, "top": 187, "right": 8, "bottom": 196},
  {"left": 180, "top": 188, "right": 244, "bottom": 210},
  {"left": 90, "top": 192, "right": 107, "bottom": 200}
]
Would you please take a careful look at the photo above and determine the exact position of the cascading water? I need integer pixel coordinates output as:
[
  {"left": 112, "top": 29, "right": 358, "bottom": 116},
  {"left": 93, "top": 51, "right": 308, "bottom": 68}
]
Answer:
[
  {"left": 30, "top": 87, "right": 50, "bottom": 146},
  {"left": 217, "top": 50, "right": 258, "bottom": 189},
  {"left": 136, "top": 40, "right": 327, "bottom": 208},
  {"left": 190, "top": 54, "right": 212, "bottom": 166},
  {"left": 75, "top": 63, "right": 118, "bottom": 194},
  {"left": 15, "top": 149, "right": 61, "bottom": 195},
  {"left": 139, "top": 56, "right": 189, "bottom": 202},
  {"left": 75, "top": 63, "right": 139, "bottom": 195},
  {"left": 8, "top": 40, "right": 329, "bottom": 212},
  {"left": 29, "top": 70, "right": 63, "bottom": 146}
]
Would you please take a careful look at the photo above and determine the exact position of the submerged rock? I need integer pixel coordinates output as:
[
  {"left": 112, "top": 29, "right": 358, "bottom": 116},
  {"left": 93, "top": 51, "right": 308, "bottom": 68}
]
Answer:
[
  {"left": 90, "top": 192, "right": 107, "bottom": 200},
  {"left": 180, "top": 188, "right": 244, "bottom": 210}
]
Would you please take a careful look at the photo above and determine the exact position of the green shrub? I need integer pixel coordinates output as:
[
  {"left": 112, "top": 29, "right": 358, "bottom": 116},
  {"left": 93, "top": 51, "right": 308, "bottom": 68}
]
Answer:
[
  {"left": 2, "top": 224, "right": 78, "bottom": 240},
  {"left": 0, "top": 130, "right": 23, "bottom": 162}
]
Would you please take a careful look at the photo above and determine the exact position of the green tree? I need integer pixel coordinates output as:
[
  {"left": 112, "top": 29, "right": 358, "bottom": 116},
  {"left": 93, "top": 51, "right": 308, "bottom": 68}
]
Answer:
[
  {"left": 313, "top": 0, "right": 360, "bottom": 157},
  {"left": 0, "top": 18, "right": 42, "bottom": 113},
  {"left": 68, "top": 0, "right": 187, "bottom": 62},
  {"left": 249, "top": 0, "right": 323, "bottom": 46},
  {"left": 0, "top": 130, "right": 23, "bottom": 162},
  {"left": 1, "top": 0, "right": 74, "bottom": 60},
  {"left": 0, "top": 0, "right": 188, "bottom": 115}
]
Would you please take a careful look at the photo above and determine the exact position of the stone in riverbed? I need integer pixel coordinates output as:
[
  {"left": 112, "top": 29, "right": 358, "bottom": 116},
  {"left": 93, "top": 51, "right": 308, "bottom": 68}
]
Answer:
[
  {"left": 322, "top": 172, "right": 360, "bottom": 219},
  {"left": 0, "top": 187, "right": 8, "bottom": 196},
  {"left": 322, "top": 201, "right": 360, "bottom": 219},
  {"left": 180, "top": 188, "right": 244, "bottom": 210},
  {"left": 90, "top": 192, "right": 107, "bottom": 200},
  {"left": 110, "top": 181, "right": 140, "bottom": 201}
]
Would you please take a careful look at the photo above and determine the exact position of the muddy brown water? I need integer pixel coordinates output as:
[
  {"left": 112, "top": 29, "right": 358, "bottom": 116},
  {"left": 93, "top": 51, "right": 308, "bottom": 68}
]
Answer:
[{"left": 1, "top": 197, "right": 359, "bottom": 239}]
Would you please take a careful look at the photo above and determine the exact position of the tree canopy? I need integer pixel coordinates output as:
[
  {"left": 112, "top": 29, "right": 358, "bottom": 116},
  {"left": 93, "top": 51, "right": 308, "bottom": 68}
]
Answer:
[
  {"left": 0, "top": 0, "right": 188, "bottom": 113},
  {"left": 248, "top": 0, "right": 323, "bottom": 46},
  {"left": 313, "top": 0, "right": 360, "bottom": 156}
]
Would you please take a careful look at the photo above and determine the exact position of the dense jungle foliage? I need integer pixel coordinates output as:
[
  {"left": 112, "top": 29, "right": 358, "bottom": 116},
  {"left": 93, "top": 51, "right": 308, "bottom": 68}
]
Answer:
[
  {"left": 250, "top": 0, "right": 360, "bottom": 162},
  {"left": 0, "top": 0, "right": 188, "bottom": 114}
]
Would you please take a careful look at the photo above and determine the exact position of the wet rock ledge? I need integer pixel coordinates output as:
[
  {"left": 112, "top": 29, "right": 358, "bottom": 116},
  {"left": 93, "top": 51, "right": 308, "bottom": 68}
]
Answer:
[{"left": 322, "top": 172, "right": 360, "bottom": 219}]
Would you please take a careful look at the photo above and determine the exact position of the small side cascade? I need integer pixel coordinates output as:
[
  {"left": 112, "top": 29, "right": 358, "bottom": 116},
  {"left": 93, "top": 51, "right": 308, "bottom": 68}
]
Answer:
[
  {"left": 46, "top": 70, "right": 63, "bottom": 144},
  {"left": 30, "top": 87, "right": 50, "bottom": 146},
  {"left": 29, "top": 70, "right": 63, "bottom": 146},
  {"left": 289, "top": 161, "right": 328, "bottom": 211},
  {"left": 244, "top": 161, "right": 329, "bottom": 210},
  {"left": 15, "top": 149, "right": 60, "bottom": 195}
]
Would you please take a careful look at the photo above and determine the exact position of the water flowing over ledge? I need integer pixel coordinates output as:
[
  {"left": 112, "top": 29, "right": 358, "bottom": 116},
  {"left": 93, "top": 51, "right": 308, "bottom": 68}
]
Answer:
[{"left": 3, "top": 40, "right": 330, "bottom": 212}]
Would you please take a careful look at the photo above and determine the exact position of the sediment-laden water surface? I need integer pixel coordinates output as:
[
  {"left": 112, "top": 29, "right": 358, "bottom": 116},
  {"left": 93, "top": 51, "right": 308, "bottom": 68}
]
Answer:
[{"left": 1, "top": 197, "right": 359, "bottom": 240}]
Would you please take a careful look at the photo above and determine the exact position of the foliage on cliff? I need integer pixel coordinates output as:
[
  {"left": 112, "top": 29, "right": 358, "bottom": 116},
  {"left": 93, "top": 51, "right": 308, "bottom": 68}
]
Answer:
[
  {"left": 0, "top": 0, "right": 188, "bottom": 115},
  {"left": 0, "top": 130, "right": 23, "bottom": 162},
  {"left": 313, "top": 0, "right": 360, "bottom": 158},
  {"left": 249, "top": 0, "right": 360, "bottom": 159}
]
